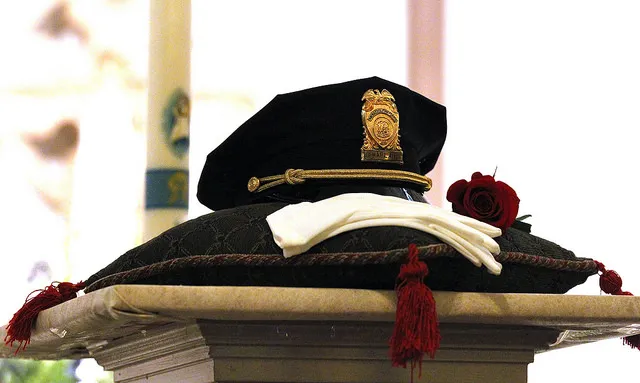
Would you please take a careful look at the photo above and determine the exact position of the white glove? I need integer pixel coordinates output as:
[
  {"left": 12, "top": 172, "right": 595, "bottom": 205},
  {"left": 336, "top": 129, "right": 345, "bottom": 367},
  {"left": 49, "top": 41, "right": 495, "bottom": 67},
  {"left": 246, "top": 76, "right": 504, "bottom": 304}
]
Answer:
[{"left": 266, "top": 193, "right": 503, "bottom": 275}]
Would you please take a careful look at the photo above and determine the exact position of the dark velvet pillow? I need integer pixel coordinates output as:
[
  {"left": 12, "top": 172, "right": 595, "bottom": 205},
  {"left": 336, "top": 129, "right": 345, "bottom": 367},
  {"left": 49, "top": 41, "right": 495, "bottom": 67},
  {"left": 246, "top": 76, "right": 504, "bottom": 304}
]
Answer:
[{"left": 85, "top": 202, "right": 597, "bottom": 294}]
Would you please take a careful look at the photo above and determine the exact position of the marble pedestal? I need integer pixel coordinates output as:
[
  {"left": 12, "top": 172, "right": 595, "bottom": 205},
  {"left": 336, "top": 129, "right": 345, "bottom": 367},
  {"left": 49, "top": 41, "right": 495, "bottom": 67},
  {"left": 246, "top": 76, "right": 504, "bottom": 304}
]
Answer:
[
  {"left": 94, "top": 321, "right": 557, "bottom": 383},
  {"left": 2, "top": 285, "right": 640, "bottom": 383}
]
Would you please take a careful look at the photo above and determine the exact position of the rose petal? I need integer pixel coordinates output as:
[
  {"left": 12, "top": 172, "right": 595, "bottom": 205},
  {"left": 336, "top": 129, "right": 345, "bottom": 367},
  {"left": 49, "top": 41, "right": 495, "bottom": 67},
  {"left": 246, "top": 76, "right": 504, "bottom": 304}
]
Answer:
[
  {"left": 506, "top": 198, "right": 520, "bottom": 230},
  {"left": 496, "top": 183, "right": 520, "bottom": 231},
  {"left": 468, "top": 175, "right": 496, "bottom": 189},
  {"left": 496, "top": 181, "right": 520, "bottom": 201},
  {"left": 491, "top": 201, "right": 507, "bottom": 229},
  {"left": 446, "top": 179, "right": 469, "bottom": 214},
  {"left": 462, "top": 188, "right": 486, "bottom": 220},
  {"left": 470, "top": 191, "right": 495, "bottom": 216},
  {"left": 446, "top": 179, "right": 468, "bottom": 203}
]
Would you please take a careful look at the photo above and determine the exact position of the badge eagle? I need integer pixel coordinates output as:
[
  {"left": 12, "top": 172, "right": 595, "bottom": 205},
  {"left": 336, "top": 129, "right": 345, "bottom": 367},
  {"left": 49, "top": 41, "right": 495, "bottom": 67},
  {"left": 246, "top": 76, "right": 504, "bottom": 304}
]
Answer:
[{"left": 361, "top": 89, "right": 403, "bottom": 164}]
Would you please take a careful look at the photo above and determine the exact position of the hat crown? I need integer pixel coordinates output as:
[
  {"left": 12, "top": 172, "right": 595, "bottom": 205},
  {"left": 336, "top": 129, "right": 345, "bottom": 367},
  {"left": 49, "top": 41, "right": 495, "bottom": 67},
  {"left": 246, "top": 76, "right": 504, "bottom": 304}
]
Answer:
[{"left": 197, "top": 77, "right": 447, "bottom": 210}]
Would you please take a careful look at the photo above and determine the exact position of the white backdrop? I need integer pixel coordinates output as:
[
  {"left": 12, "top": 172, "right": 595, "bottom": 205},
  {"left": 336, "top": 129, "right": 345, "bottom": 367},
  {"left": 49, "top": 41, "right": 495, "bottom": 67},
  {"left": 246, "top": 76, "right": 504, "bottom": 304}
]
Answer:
[
  {"left": 188, "top": 0, "right": 408, "bottom": 217},
  {"left": 444, "top": 1, "right": 640, "bottom": 381}
]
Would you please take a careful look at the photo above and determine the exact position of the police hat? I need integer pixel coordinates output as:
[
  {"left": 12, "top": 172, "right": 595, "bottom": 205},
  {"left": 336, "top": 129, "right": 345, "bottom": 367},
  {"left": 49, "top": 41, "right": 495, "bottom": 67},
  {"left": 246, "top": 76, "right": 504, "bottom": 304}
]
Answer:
[{"left": 197, "top": 76, "right": 447, "bottom": 210}]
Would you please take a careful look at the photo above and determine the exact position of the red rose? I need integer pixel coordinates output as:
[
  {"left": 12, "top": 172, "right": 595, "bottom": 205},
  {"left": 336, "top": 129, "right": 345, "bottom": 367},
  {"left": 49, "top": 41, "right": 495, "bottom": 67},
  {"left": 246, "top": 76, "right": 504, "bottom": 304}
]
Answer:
[{"left": 446, "top": 172, "right": 520, "bottom": 232}]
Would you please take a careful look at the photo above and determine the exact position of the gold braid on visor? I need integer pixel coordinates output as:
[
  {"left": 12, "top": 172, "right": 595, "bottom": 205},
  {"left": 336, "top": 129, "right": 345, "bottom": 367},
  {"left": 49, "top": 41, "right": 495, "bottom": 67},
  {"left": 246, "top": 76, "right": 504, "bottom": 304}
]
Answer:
[{"left": 247, "top": 169, "right": 432, "bottom": 194}]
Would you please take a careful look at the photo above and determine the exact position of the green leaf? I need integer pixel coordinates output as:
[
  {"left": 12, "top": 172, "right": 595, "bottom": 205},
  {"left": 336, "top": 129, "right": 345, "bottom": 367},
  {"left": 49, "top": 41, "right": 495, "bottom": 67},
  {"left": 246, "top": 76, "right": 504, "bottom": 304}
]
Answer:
[{"left": 0, "top": 359, "right": 79, "bottom": 383}]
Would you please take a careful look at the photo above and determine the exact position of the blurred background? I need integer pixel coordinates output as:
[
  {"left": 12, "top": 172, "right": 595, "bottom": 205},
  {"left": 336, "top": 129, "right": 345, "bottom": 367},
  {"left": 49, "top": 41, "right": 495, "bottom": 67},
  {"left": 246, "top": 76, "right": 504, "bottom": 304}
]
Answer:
[{"left": 1, "top": 0, "right": 639, "bottom": 381}]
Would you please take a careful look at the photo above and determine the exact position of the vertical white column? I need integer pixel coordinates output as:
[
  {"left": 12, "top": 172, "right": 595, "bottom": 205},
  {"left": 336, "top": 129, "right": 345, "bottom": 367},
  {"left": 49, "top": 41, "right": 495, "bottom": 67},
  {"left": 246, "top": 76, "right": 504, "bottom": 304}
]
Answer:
[
  {"left": 144, "top": 0, "right": 191, "bottom": 241},
  {"left": 408, "top": 0, "right": 445, "bottom": 206}
]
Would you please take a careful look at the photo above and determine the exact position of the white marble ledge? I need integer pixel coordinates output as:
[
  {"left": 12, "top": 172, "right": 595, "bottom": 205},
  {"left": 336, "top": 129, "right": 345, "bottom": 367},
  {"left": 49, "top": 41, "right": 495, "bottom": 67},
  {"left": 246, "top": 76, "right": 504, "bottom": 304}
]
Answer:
[{"left": 2, "top": 285, "right": 640, "bottom": 359}]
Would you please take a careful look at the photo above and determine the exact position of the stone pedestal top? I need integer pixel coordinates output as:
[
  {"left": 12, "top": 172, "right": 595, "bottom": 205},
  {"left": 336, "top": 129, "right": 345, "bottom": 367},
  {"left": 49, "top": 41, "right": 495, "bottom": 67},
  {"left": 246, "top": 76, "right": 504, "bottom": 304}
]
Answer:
[{"left": 2, "top": 285, "right": 639, "bottom": 359}]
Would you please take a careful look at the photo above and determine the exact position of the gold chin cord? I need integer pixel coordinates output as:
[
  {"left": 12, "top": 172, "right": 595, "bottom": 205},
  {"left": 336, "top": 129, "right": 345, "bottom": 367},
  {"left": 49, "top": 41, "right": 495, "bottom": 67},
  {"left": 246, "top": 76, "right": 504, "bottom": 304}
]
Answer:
[{"left": 247, "top": 169, "right": 432, "bottom": 194}]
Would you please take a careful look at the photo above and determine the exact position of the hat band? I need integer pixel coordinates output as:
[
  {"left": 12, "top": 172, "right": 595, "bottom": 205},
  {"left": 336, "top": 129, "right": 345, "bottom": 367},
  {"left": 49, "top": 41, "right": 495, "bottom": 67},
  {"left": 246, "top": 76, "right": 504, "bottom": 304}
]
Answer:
[{"left": 247, "top": 169, "right": 432, "bottom": 194}]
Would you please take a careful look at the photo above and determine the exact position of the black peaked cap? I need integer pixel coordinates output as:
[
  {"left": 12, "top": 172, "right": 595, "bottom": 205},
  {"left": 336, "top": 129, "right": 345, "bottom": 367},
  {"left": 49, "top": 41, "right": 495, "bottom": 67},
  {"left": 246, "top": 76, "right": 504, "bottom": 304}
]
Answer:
[{"left": 197, "top": 76, "right": 447, "bottom": 211}]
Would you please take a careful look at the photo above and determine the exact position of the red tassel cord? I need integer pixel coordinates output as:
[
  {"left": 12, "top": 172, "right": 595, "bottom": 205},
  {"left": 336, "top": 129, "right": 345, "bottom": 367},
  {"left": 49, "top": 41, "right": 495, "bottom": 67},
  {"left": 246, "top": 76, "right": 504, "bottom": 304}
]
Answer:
[
  {"left": 4, "top": 281, "right": 85, "bottom": 354},
  {"left": 389, "top": 244, "right": 440, "bottom": 382},
  {"left": 593, "top": 261, "right": 640, "bottom": 350}
]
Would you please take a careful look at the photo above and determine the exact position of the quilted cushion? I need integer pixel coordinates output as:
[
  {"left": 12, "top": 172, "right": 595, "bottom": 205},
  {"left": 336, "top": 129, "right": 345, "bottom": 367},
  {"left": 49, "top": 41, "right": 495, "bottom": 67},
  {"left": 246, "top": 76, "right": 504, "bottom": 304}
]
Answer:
[{"left": 85, "top": 202, "right": 597, "bottom": 294}]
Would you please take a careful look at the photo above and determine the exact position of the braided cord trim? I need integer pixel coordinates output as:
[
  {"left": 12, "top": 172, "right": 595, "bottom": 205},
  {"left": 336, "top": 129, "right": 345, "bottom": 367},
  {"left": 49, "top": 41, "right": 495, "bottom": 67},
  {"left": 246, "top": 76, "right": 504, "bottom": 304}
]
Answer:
[
  {"left": 247, "top": 168, "right": 432, "bottom": 193},
  {"left": 85, "top": 244, "right": 598, "bottom": 293}
]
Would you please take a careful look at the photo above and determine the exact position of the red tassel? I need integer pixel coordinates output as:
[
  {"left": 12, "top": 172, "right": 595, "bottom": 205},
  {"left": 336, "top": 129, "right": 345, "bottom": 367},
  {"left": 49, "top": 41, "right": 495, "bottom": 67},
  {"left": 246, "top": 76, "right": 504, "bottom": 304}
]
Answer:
[
  {"left": 594, "top": 261, "right": 639, "bottom": 350},
  {"left": 624, "top": 335, "right": 640, "bottom": 350},
  {"left": 389, "top": 244, "right": 440, "bottom": 382},
  {"left": 4, "top": 281, "right": 85, "bottom": 354}
]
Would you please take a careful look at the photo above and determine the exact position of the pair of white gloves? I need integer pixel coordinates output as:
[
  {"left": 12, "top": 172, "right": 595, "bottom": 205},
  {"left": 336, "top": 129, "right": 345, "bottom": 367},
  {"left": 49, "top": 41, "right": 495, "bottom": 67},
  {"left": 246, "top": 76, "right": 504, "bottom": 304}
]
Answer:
[{"left": 266, "top": 193, "right": 503, "bottom": 275}]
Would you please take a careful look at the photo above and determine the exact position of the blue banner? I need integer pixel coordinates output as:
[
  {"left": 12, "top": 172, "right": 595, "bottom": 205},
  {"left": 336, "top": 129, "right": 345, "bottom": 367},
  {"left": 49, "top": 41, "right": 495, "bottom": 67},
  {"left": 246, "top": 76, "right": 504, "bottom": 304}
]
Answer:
[{"left": 145, "top": 169, "right": 189, "bottom": 209}]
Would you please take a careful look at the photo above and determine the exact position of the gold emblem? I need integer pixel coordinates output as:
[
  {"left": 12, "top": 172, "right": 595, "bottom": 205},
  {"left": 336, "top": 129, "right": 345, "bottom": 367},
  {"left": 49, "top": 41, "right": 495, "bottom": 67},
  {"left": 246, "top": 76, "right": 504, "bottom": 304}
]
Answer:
[
  {"left": 247, "top": 177, "right": 260, "bottom": 192},
  {"left": 167, "top": 171, "right": 189, "bottom": 205},
  {"left": 361, "top": 89, "right": 403, "bottom": 164}
]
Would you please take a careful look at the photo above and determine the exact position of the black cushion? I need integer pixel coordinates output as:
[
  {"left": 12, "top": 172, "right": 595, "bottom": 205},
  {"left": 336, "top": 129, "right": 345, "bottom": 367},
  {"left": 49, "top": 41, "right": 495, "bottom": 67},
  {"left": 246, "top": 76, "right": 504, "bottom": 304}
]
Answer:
[{"left": 85, "top": 203, "right": 597, "bottom": 294}]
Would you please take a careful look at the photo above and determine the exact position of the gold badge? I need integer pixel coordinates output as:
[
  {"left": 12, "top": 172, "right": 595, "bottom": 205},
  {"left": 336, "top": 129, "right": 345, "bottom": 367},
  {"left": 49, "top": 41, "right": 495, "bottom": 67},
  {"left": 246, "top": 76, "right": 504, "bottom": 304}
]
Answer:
[{"left": 361, "top": 89, "right": 403, "bottom": 164}]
